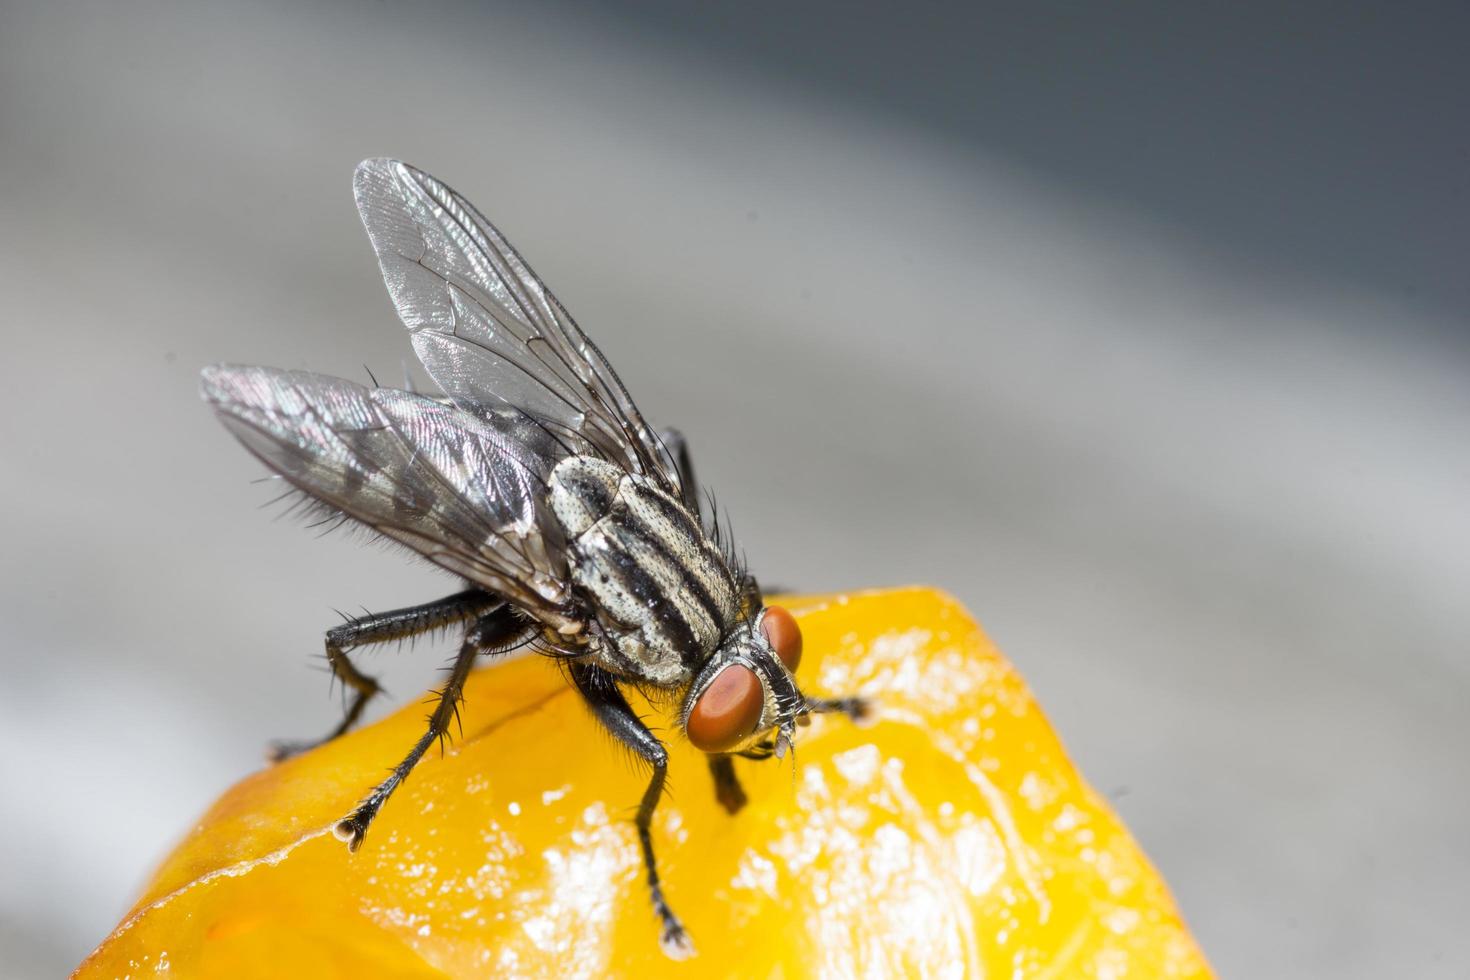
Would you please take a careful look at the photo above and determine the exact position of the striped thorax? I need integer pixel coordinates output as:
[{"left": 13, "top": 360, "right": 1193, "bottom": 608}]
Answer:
[{"left": 547, "top": 455, "right": 742, "bottom": 685}]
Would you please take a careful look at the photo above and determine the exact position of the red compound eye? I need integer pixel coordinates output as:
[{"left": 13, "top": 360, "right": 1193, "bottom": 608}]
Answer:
[
  {"left": 761, "top": 605, "right": 803, "bottom": 673},
  {"left": 687, "top": 664, "right": 764, "bottom": 753}
]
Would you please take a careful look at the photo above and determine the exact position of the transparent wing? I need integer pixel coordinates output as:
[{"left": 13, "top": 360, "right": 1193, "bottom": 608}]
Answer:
[
  {"left": 352, "top": 158, "right": 682, "bottom": 497},
  {"left": 202, "top": 365, "right": 571, "bottom": 617}
]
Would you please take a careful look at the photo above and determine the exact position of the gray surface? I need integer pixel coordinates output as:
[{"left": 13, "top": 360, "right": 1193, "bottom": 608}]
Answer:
[{"left": 1, "top": 2, "right": 1466, "bottom": 977}]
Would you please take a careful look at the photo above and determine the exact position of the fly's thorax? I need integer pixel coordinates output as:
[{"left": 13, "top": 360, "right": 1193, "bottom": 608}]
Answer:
[
  {"left": 547, "top": 455, "right": 741, "bottom": 686},
  {"left": 546, "top": 455, "right": 622, "bottom": 537}
]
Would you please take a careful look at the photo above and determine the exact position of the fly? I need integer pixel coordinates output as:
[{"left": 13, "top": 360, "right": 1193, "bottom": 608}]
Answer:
[{"left": 201, "top": 159, "right": 870, "bottom": 958}]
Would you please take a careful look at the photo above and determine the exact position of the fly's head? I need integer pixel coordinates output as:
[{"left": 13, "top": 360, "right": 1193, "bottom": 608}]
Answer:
[{"left": 680, "top": 606, "right": 808, "bottom": 760}]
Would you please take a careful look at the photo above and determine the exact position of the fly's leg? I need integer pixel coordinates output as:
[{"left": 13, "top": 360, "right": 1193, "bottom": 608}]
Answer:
[
  {"left": 269, "top": 588, "right": 503, "bottom": 761},
  {"left": 804, "top": 695, "right": 874, "bottom": 725},
  {"left": 707, "top": 756, "right": 747, "bottom": 815},
  {"left": 570, "top": 662, "right": 694, "bottom": 960},
  {"left": 658, "top": 426, "right": 702, "bottom": 519},
  {"left": 332, "top": 602, "right": 528, "bottom": 851}
]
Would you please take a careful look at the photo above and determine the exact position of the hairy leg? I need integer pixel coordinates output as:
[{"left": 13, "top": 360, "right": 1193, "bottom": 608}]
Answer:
[
  {"left": 270, "top": 588, "right": 503, "bottom": 761},
  {"left": 570, "top": 662, "right": 694, "bottom": 959},
  {"left": 332, "top": 602, "right": 528, "bottom": 850}
]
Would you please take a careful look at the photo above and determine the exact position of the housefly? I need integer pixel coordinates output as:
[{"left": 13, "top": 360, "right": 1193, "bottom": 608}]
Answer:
[{"left": 201, "top": 159, "right": 870, "bottom": 957}]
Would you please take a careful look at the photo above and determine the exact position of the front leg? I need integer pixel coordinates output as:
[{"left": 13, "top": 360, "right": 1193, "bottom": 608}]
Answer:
[
  {"left": 569, "top": 662, "right": 694, "bottom": 960},
  {"left": 805, "top": 695, "right": 873, "bottom": 725}
]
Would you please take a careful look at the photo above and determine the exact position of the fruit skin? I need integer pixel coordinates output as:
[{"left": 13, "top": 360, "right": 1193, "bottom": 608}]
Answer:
[{"left": 75, "top": 587, "right": 1213, "bottom": 978}]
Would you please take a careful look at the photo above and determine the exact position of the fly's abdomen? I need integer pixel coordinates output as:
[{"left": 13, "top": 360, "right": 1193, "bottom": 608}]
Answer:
[{"left": 547, "top": 455, "right": 740, "bottom": 684}]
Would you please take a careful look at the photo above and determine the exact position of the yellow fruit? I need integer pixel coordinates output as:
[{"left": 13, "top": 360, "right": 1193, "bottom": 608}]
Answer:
[{"left": 75, "top": 588, "right": 1212, "bottom": 978}]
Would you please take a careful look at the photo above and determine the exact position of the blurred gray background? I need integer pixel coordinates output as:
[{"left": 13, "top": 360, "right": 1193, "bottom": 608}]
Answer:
[{"left": 1, "top": 1, "right": 1466, "bottom": 976}]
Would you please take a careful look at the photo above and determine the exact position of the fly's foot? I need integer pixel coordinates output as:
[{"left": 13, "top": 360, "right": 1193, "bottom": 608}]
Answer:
[
  {"left": 647, "top": 876, "right": 694, "bottom": 959},
  {"left": 333, "top": 792, "right": 389, "bottom": 852},
  {"left": 659, "top": 920, "right": 696, "bottom": 961},
  {"left": 265, "top": 680, "right": 384, "bottom": 763},
  {"left": 333, "top": 780, "right": 395, "bottom": 851},
  {"left": 331, "top": 814, "right": 369, "bottom": 852},
  {"left": 266, "top": 738, "right": 321, "bottom": 763}
]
